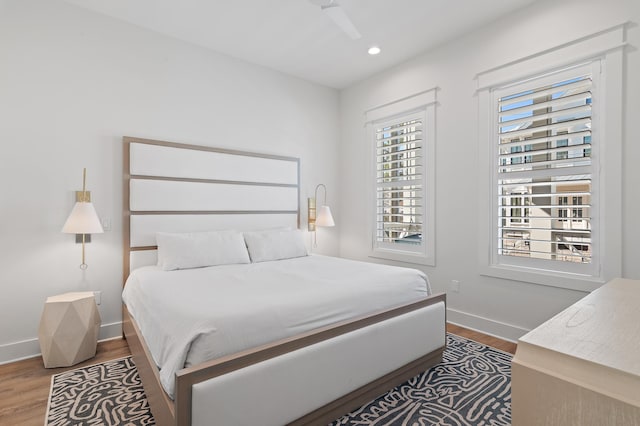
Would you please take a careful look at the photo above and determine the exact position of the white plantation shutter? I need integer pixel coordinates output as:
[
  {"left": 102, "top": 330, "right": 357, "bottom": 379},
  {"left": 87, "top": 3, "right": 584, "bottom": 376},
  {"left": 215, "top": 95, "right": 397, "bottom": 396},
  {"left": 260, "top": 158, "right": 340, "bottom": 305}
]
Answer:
[
  {"left": 478, "top": 26, "right": 623, "bottom": 289},
  {"left": 366, "top": 88, "right": 436, "bottom": 265},
  {"left": 375, "top": 114, "right": 423, "bottom": 251},
  {"left": 496, "top": 67, "right": 594, "bottom": 264}
]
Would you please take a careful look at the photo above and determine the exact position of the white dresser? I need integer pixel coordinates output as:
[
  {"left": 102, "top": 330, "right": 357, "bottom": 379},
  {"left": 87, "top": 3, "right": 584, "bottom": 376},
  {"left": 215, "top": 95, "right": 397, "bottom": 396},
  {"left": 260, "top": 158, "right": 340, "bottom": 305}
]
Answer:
[{"left": 512, "top": 278, "right": 640, "bottom": 425}]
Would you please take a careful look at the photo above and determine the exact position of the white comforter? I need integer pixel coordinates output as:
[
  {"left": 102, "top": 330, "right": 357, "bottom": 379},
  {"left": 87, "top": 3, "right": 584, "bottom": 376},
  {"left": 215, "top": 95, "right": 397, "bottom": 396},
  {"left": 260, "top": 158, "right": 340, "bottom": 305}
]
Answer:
[{"left": 122, "top": 255, "right": 431, "bottom": 398}]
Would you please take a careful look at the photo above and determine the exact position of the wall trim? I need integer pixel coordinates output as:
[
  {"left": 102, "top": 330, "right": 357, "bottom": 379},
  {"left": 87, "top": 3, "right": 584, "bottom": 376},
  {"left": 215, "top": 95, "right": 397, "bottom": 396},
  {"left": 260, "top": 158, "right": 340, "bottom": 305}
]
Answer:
[
  {"left": 364, "top": 86, "right": 438, "bottom": 123},
  {"left": 0, "top": 321, "right": 123, "bottom": 365},
  {"left": 475, "top": 22, "right": 627, "bottom": 91},
  {"left": 447, "top": 308, "right": 530, "bottom": 343}
]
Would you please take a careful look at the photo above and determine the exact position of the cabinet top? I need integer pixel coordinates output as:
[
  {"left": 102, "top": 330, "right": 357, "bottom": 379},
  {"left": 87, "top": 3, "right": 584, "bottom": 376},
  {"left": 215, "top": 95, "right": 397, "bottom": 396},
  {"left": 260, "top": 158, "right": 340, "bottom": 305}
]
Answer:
[{"left": 519, "top": 278, "right": 640, "bottom": 377}]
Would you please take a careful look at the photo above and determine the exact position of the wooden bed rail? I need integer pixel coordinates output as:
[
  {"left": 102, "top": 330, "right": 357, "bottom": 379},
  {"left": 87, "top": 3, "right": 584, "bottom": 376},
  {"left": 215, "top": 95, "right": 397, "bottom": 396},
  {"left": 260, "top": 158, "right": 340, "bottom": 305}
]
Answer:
[{"left": 122, "top": 305, "right": 175, "bottom": 424}]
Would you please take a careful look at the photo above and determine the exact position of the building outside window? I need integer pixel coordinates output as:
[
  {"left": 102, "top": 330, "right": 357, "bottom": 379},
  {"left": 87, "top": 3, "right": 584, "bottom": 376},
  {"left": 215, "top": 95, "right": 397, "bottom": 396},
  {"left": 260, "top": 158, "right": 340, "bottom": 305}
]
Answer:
[
  {"left": 365, "top": 89, "right": 436, "bottom": 266},
  {"left": 497, "top": 69, "right": 593, "bottom": 265},
  {"left": 375, "top": 116, "right": 423, "bottom": 246}
]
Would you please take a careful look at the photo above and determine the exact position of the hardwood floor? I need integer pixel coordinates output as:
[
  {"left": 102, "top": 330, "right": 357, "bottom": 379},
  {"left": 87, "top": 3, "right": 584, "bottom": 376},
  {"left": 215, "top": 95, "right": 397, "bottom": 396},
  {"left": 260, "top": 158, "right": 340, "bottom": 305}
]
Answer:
[
  {"left": 0, "top": 338, "right": 130, "bottom": 426},
  {"left": 447, "top": 323, "right": 517, "bottom": 354},
  {"left": 0, "top": 324, "right": 515, "bottom": 426}
]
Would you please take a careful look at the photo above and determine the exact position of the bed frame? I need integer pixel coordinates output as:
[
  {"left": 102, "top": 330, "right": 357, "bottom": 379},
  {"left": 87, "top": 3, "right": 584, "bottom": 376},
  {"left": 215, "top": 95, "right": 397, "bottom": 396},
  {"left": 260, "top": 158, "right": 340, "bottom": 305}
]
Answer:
[{"left": 122, "top": 136, "right": 446, "bottom": 426}]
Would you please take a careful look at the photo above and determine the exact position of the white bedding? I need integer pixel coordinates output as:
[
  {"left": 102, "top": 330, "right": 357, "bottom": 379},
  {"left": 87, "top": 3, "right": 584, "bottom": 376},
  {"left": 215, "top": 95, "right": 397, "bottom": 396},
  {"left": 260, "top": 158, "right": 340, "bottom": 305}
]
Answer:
[{"left": 122, "top": 255, "right": 431, "bottom": 398}]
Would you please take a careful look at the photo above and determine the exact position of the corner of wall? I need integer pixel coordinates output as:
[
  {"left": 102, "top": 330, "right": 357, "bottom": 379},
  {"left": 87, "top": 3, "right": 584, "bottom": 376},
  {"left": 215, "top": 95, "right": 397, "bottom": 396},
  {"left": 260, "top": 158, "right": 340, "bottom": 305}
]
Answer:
[
  {"left": 447, "top": 308, "right": 530, "bottom": 343},
  {"left": 0, "top": 322, "right": 123, "bottom": 365}
]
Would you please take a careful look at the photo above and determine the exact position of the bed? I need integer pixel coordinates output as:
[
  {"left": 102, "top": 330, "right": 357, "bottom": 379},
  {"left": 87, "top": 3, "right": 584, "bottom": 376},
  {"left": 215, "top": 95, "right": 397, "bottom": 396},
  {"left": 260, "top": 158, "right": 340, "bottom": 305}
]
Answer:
[{"left": 121, "top": 136, "right": 446, "bottom": 426}]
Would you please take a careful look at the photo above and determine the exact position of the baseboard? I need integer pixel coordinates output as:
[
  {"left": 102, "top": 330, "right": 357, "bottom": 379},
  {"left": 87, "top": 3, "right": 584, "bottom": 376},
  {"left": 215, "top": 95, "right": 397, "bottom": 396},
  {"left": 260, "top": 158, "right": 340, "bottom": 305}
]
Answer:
[
  {"left": 97, "top": 321, "right": 123, "bottom": 342},
  {"left": 0, "top": 321, "right": 123, "bottom": 365},
  {"left": 0, "top": 338, "right": 42, "bottom": 365},
  {"left": 447, "top": 308, "right": 530, "bottom": 343},
  {"left": 2, "top": 312, "right": 527, "bottom": 363}
]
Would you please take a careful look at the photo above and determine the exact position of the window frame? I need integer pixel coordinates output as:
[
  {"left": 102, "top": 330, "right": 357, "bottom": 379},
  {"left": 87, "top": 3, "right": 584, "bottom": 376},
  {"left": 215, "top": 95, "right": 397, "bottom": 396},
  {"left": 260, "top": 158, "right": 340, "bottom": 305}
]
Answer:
[
  {"left": 476, "top": 25, "right": 624, "bottom": 292},
  {"left": 492, "top": 63, "right": 599, "bottom": 277},
  {"left": 373, "top": 111, "right": 425, "bottom": 253},
  {"left": 365, "top": 88, "right": 437, "bottom": 266}
]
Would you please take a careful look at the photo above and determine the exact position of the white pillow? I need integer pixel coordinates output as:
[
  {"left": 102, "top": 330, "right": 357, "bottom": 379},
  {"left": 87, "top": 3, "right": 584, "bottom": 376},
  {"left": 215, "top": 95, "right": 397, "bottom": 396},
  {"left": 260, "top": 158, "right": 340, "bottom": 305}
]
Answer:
[
  {"left": 243, "top": 229, "right": 308, "bottom": 263},
  {"left": 156, "top": 230, "right": 250, "bottom": 271}
]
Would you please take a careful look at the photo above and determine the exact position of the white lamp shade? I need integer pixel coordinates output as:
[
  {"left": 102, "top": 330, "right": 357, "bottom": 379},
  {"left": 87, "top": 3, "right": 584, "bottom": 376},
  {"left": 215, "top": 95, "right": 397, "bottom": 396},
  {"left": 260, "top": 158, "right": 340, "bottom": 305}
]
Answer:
[
  {"left": 316, "top": 205, "right": 335, "bottom": 227},
  {"left": 62, "top": 202, "right": 104, "bottom": 234}
]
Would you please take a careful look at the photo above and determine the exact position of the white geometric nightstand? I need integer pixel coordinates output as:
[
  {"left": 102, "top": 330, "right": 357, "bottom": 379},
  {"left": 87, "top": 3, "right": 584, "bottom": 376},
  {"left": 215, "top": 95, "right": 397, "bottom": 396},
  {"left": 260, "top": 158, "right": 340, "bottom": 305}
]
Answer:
[{"left": 38, "top": 292, "right": 101, "bottom": 368}]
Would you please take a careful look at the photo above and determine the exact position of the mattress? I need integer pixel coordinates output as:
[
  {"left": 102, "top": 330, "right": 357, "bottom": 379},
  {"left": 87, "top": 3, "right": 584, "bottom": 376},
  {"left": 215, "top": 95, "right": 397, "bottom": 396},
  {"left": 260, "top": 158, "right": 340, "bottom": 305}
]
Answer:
[{"left": 122, "top": 255, "right": 431, "bottom": 398}]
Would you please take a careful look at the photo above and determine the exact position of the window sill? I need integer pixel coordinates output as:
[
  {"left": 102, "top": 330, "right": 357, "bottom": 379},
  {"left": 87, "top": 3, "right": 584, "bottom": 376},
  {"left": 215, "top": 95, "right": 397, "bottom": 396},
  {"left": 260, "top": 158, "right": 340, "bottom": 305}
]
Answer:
[
  {"left": 369, "top": 249, "right": 434, "bottom": 267},
  {"left": 479, "top": 263, "right": 604, "bottom": 293}
]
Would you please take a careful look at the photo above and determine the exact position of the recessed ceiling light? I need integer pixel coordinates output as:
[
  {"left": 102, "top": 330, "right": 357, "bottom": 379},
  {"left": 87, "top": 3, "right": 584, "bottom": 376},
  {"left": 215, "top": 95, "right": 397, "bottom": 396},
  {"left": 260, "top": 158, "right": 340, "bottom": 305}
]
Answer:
[{"left": 368, "top": 46, "right": 381, "bottom": 55}]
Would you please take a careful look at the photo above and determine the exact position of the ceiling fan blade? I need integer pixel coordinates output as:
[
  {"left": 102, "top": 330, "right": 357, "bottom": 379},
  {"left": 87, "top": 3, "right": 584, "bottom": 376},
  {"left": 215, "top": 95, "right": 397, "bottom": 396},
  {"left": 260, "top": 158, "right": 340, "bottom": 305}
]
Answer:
[{"left": 322, "top": 4, "right": 361, "bottom": 40}]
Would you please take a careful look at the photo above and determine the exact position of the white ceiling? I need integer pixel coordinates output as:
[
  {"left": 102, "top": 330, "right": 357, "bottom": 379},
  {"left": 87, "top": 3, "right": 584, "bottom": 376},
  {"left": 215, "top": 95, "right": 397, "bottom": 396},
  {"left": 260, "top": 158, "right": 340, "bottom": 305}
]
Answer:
[{"left": 62, "top": 0, "right": 539, "bottom": 89}]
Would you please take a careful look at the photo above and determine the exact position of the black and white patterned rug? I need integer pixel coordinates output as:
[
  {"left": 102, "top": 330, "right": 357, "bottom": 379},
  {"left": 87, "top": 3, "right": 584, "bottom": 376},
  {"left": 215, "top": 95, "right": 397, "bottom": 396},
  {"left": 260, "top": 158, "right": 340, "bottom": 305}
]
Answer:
[
  {"left": 46, "top": 356, "right": 154, "bottom": 426},
  {"left": 46, "top": 334, "right": 512, "bottom": 425},
  {"left": 331, "top": 333, "right": 512, "bottom": 425}
]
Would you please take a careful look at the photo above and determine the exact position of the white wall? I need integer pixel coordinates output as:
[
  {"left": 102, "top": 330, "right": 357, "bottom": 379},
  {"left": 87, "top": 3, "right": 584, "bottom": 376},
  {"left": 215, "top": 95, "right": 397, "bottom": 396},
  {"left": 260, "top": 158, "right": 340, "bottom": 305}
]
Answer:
[
  {"left": 0, "top": 0, "right": 340, "bottom": 363},
  {"left": 338, "top": 0, "right": 640, "bottom": 340},
  {"left": 2, "top": 0, "right": 637, "bottom": 364}
]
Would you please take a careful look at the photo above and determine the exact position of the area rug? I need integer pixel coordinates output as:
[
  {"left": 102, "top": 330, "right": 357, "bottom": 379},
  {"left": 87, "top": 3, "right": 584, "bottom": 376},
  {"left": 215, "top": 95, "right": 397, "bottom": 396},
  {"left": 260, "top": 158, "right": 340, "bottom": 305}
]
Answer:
[
  {"left": 330, "top": 333, "right": 512, "bottom": 425},
  {"left": 46, "top": 334, "right": 512, "bottom": 426},
  {"left": 46, "top": 356, "right": 153, "bottom": 426}
]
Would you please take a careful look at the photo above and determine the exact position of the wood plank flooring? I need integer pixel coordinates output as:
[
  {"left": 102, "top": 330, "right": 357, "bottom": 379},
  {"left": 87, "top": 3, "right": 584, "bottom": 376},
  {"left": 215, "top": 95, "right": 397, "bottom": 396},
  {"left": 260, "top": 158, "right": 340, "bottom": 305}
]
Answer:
[
  {"left": 0, "top": 324, "right": 515, "bottom": 426},
  {"left": 0, "top": 338, "right": 130, "bottom": 426},
  {"left": 447, "top": 323, "right": 517, "bottom": 354}
]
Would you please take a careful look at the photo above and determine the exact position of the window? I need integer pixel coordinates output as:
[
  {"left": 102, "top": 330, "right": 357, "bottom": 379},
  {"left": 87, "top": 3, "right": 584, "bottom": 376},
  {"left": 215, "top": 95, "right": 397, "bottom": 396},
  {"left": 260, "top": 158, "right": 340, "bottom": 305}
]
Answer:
[
  {"left": 557, "top": 138, "right": 569, "bottom": 160},
  {"left": 496, "top": 65, "right": 596, "bottom": 273},
  {"left": 572, "top": 196, "right": 584, "bottom": 221},
  {"left": 506, "top": 193, "right": 530, "bottom": 225},
  {"left": 558, "top": 196, "right": 569, "bottom": 221},
  {"left": 375, "top": 115, "right": 423, "bottom": 248},
  {"left": 477, "top": 25, "right": 623, "bottom": 290},
  {"left": 365, "top": 89, "right": 436, "bottom": 265}
]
